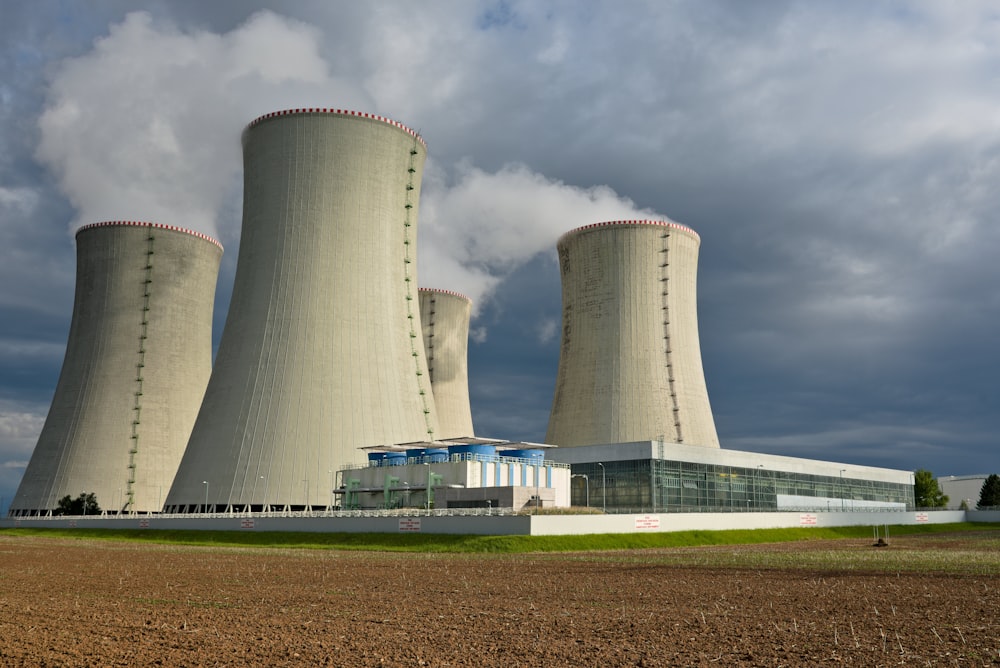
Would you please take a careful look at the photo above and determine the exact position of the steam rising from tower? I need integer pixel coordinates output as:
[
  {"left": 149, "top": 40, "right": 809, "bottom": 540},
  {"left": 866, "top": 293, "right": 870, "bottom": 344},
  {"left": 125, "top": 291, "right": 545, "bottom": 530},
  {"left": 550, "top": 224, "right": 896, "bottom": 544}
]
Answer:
[
  {"left": 9, "top": 222, "right": 222, "bottom": 516},
  {"left": 546, "top": 220, "right": 720, "bottom": 448},
  {"left": 419, "top": 288, "right": 475, "bottom": 439},
  {"left": 165, "top": 109, "right": 439, "bottom": 512}
]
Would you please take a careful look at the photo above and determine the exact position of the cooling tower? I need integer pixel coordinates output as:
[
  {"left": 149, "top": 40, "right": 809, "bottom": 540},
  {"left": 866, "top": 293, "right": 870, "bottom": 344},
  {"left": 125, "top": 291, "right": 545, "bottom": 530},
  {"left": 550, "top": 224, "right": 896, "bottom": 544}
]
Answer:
[
  {"left": 419, "top": 288, "right": 475, "bottom": 439},
  {"left": 9, "top": 222, "right": 222, "bottom": 516},
  {"left": 164, "top": 109, "right": 439, "bottom": 513},
  {"left": 545, "top": 220, "right": 720, "bottom": 448}
]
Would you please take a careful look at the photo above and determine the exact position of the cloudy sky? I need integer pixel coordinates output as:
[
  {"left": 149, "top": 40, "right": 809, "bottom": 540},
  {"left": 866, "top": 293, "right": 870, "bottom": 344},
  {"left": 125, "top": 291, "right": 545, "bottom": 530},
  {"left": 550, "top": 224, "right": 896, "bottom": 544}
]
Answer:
[{"left": 2, "top": 1, "right": 998, "bottom": 512}]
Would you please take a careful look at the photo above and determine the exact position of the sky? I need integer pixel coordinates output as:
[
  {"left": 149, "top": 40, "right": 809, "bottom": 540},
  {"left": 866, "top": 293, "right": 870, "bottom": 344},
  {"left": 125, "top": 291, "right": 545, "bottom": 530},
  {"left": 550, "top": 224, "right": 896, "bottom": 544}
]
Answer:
[{"left": 2, "top": 0, "right": 998, "bottom": 512}]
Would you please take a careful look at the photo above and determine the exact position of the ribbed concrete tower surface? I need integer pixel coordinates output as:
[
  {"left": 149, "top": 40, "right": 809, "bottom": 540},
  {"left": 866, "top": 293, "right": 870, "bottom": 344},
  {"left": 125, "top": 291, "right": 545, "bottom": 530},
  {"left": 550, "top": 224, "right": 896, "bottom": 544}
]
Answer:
[
  {"left": 165, "top": 109, "right": 439, "bottom": 513},
  {"left": 9, "top": 222, "right": 222, "bottom": 516},
  {"left": 546, "top": 220, "right": 720, "bottom": 448},
  {"left": 419, "top": 288, "right": 475, "bottom": 439}
]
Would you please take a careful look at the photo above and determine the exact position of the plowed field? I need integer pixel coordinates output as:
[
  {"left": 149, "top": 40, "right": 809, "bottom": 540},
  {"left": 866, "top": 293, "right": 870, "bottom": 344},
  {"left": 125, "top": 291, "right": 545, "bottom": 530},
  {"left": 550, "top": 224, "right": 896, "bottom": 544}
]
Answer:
[{"left": 1, "top": 532, "right": 997, "bottom": 666}]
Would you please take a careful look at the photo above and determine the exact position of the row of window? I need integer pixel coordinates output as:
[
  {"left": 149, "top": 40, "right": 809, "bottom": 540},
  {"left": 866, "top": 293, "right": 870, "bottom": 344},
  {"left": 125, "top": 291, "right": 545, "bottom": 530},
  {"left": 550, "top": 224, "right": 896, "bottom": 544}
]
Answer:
[{"left": 569, "top": 459, "right": 913, "bottom": 512}]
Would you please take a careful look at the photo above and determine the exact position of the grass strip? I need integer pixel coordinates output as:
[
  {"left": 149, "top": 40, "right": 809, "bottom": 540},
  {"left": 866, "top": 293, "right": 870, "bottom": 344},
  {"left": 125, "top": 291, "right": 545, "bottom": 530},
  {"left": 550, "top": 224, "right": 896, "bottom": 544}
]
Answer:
[{"left": 1, "top": 522, "right": 997, "bottom": 553}]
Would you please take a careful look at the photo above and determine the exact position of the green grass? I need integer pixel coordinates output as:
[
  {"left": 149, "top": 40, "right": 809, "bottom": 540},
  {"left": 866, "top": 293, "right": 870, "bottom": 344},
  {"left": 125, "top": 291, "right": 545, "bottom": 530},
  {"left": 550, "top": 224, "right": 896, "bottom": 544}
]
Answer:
[{"left": 1, "top": 522, "right": 997, "bottom": 554}]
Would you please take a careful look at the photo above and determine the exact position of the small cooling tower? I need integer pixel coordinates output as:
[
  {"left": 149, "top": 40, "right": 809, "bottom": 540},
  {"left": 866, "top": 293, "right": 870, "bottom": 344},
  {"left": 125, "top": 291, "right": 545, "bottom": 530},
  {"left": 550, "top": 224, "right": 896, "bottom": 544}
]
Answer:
[
  {"left": 9, "top": 222, "right": 222, "bottom": 516},
  {"left": 546, "top": 220, "right": 720, "bottom": 448},
  {"left": 164, "top": 109, "right": 439, "bottom": 513},
  {"left": 419, "top": 288, "right": 474, "bottom": 438}
]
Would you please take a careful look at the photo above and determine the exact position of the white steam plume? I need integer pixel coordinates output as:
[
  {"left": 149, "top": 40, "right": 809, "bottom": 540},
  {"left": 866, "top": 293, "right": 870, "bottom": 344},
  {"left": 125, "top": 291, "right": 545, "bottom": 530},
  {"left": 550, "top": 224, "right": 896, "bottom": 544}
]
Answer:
[
  {"left": 36, "top": 10, "right": 370, "bottom": 241},
  {"left": 37, "top": 10, "right": 663, "bottom": 310},
  {"left": 418, "top": 161, "right": 659, "bottom": 309}
]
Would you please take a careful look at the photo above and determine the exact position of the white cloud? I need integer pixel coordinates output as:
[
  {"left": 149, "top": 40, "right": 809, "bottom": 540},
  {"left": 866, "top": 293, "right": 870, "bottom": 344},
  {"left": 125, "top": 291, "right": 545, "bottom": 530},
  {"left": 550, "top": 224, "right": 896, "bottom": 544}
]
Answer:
[
  {"left": 0, "top": 407, "right": 45, "bottom": 457},
  {"left": 0, "top": 186, "right": 38, "bottom": 213},
  {"left": 536, "top": 317, "right": 559, "bottom": 344},
  {"left": 418, "top": 159, "right": 658, "bottom": 308},
  {"left": 35, "top": 10, "right": 371, "bottom": 242}
]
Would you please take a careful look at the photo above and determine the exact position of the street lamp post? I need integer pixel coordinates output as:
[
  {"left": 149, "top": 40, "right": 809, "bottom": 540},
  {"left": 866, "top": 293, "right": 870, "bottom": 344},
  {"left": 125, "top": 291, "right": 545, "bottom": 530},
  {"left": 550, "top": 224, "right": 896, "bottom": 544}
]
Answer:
[
  {"left": 202, "top": 480, "right": 209, "bottom": 514},
  {"left": 597, "top": 463, "right": 606, "bottom": 513},
  {"left": 840, "top": 470, "right": 846, "bottom": 510},
  {"left": 535, "top": 464, "right": 540, "bottom": 512},
  {"left": 756, "top": 464, "right": 764, "bottom": 510}
]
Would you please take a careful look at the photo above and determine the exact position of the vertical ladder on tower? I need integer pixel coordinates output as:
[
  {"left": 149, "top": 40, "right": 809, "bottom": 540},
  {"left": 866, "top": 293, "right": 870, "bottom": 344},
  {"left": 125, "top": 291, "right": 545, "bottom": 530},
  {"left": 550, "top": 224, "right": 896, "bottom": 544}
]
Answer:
[
  {"left": 659, "top": 231, "right": 683, "bottom": 443},
  {"left": 126, "top": 231, "right": 155, "bottom": 512},
  {"left": 401, "top": 138, "right": 434, "bottom": 439}
]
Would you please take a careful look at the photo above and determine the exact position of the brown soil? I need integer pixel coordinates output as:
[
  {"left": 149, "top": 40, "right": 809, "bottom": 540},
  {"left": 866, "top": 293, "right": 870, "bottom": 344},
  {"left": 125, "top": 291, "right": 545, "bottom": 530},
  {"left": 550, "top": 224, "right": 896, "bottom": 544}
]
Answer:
[{"left": 0, "top": 534, "right": 997, "bottom": 667}]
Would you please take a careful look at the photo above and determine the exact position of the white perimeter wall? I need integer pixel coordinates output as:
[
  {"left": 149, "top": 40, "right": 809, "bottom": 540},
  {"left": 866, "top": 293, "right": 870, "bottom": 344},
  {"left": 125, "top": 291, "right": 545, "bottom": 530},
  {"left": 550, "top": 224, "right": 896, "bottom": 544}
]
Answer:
[{"left": 0, "top": 510, "right": 981, "bottom": 536}]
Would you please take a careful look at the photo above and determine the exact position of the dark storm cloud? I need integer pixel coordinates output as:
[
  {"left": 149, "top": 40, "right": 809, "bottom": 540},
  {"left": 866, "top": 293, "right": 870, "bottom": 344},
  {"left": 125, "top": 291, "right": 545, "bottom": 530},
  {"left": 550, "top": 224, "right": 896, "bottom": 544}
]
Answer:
[{"left": 2, "top": 1, "right": 998, "bottom": 512}]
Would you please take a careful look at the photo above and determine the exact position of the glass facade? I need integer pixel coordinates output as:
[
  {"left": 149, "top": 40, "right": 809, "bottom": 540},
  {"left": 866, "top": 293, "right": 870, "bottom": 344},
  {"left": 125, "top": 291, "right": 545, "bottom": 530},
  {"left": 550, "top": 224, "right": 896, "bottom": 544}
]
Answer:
[{"left": 570, "top": 459, "right": 914, "bottom": 513}]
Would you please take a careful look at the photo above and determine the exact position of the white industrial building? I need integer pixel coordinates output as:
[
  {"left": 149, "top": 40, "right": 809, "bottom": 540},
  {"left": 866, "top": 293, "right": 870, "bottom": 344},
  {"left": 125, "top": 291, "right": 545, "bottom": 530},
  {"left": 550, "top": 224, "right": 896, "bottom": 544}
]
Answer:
[
  {"left": 337, "top": 438, "right": 570, "bottom": 511},
  {"left": 419, "top": 288, "right": 475, "bottom": 439},
  {"left": 165, "top": 109, "right": 440, "bottom": 513},
  {"left": 547, "top": 221, "right": 719, "bottom": 449},
  {"left": 9, "top": 109, "right": 921, "bottom": 523},
  {"left": 10, "top": 222, "right": 222, "bottom": 516},
  {"left": 938, "top": 475, "right": 989, "bottom": 510},
  {"left": 547, "top": 441, "right": 914, "bottom": 513}
]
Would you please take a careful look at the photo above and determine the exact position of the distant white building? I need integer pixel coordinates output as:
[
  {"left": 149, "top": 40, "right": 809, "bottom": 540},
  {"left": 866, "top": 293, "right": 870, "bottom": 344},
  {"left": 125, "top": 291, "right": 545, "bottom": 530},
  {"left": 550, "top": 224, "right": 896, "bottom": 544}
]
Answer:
[{"left": 938, "top": 475, "right": 988, "bottom": 510}]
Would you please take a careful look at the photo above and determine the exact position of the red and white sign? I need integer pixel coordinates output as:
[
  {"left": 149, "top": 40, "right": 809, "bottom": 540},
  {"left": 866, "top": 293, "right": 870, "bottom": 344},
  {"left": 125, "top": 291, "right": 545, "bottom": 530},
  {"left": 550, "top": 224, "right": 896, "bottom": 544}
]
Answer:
[
  {"left": 800, "top": 513, "right": 818, "bottom": 526},
  {"left": 241, "top": 519, "right": 255, "bottom": 529},
  {"left": 399, "top": 518, "right": 422, "bottom": 532},
  {"left": 634, "top": 515, "right": 660, "bottom": 530},
  {"left": 68, "top": 520, "right": 77, "bottom": 528},
  {"left": 915, "top": 512, "right": 929, "bottom": 523},
  {"left": 138, "top": 519, "right": 150, "bottom": 529}
]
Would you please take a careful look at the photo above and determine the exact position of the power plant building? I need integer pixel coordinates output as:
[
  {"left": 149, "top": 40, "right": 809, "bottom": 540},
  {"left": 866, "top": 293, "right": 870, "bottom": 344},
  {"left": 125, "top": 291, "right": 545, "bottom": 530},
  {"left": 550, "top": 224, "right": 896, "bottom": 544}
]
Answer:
[
  {"left": 164, "top": 109, "right": 440, "bottom": 513},
  {"left": 9, "top": 222, "right": 222, "bottom": 516},
  {"left": 546, "top": 220, "right": 720, "bottom": 449},
  {"left": 548, "top": 441, "right": 915, "bottom": 513},
  {"left": 419, "top": 288, "right": 475, "bottom": 439},
  {"left": 339, "top": 439, "right": 569, "bottom": 511}
]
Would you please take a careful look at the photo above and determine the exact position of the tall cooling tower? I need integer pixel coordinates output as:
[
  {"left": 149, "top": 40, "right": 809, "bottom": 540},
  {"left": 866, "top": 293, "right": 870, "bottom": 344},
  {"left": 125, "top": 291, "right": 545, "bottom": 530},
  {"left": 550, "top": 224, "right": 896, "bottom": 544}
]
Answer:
[
  {"left": 165, "top": 109, "right": 439, "bottom": 513},
  {"left": 419, "top": 288, "right": 474, "bottom": 439},
  {"left": 9, "top": 222, "right": 222, "bottom": 516},
  {"left": 545, "top": 220, "right": 720, "bottom": 448}
]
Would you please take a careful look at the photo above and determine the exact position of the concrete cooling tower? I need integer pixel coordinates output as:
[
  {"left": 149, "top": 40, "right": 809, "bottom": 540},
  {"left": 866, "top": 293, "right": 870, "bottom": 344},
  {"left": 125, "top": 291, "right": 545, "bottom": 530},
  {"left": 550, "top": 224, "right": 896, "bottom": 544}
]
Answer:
[
  {"left": 419, "top": 288, "right": 474, "bottom": 439},
  {"left": 165, "top": 109, "right": 439, "bottom": 513},
  {"left": 545, "top": 220, "right": 720, "bottom": 448},
  {"left": 9, "top": 222, "right": 222, "bottom": 516}
]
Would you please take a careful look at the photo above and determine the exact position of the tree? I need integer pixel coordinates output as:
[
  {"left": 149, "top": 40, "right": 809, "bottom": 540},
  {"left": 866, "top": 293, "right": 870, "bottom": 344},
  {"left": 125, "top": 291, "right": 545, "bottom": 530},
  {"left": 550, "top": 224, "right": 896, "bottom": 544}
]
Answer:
[
  {"left": 913, "top": 469, "right": 948, "bottom": 508},
  {"left": 53, "top": 492, "right": 101, "bottom": 516},
  {"left": 977, "top": 474, "right": 1000, "bottom": 509}
]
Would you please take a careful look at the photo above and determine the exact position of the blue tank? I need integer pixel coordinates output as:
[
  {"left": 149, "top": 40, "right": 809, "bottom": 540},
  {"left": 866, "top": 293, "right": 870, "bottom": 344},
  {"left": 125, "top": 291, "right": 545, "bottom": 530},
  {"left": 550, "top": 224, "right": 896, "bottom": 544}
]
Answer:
[
  {"left": 423, "top": 448, "right": 449, "bottom": 463},
  {"left": 367, "top": 452, "right": 387, "bottom": 466},
  {"left": 384, "top": 452, "right": 407, "bottom": 466},
  {"left": 504, "top": 449, "right": 545, "bottom": 464},
  {"left": 447, "top": 444, "right": 498, "bottom": 460}
]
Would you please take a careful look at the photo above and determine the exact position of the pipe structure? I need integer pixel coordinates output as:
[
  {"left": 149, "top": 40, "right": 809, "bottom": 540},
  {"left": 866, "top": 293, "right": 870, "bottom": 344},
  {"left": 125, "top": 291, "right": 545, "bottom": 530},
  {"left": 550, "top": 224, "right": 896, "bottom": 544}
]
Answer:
[
  {"left": 418, "top": 288, "right": 475, "bottom": 439},
  {"left": 165, "top": 109, "right": 439, "bottom": 513},
  {"left": 9, "top": 222, "right": 222, "bottom": 516},
  {"left": 545, "top": 220, "right": 720, "bottom": 448}
]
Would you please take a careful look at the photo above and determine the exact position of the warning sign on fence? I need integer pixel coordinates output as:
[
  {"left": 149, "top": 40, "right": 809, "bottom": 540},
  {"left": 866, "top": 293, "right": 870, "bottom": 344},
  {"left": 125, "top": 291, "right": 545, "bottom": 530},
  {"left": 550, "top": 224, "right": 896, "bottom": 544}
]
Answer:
[
  {"left": 634, "top": 515, "right": 660, "bottom": 530},
  {"left": 241, "top": 519, "right": 255, "bottom": 529},
  {"left": 800, "top": 513, "right": 818, "bottom": 526},
  {"left": 915, "top": 512, "right": 929, "bottom": 522},
  {"left": 399, "top": 518, "right": 422, "bottom": 532}
]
